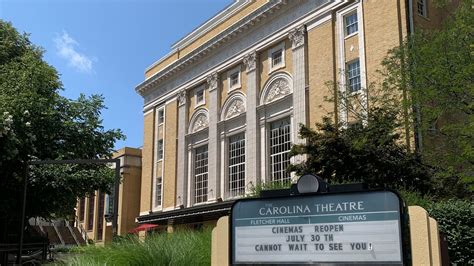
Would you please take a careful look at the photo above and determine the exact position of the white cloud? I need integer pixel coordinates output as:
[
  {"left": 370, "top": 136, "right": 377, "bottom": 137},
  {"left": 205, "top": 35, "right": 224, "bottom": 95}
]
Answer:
[{"left": 54, "top": 31, "right": 95, "bottom": 73}]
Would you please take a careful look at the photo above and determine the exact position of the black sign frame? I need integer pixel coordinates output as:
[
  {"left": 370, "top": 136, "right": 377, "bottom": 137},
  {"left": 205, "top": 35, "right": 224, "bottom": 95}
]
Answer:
[{"left": 229, "top": 188, "right": 411, "bottom": 265}]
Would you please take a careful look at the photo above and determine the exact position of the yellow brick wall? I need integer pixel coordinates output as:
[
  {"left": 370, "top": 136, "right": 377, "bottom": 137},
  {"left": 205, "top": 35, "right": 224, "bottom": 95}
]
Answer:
[
  {"left": 140, "top": 111, "right": 155, "bottom": 213},
  {"left": 163, "top": 100, "right": 178, "bottom": 209},
  {"left": 259, "top": 38, "right": 293, "bottom": 92},
  {"left": 307, "top": 20, "right": 336, "bottom": 128}
]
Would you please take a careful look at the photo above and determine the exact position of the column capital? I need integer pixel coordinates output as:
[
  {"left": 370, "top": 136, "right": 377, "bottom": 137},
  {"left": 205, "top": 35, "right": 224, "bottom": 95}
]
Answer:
[
  {"left": 289, "top": 25, "right": 306, "bottom": 49},
  {"left": 177, "top": 90, "right": 187, "bottom": 107},
  {"left": 243, "top": 51, "right": 257, "bottom": 73},
  {"left": 207, "top": 72, "right": 219, "bottom": 92}
]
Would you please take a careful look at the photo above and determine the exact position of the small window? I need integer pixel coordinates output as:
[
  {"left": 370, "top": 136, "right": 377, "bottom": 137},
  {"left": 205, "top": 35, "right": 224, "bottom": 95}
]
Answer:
[
  {"left": 195, "top": 87, "right": 205, "bottom": 107},
  {"left": 417, "top": 0, "right": 427, "bottom": 17},
  {"left": 346, "top": 59, "right": 361, "bottom": 93},
  {"left": 155, "top": 176, "right": 162, "bottom": 207},
  {"left": 157, "top": 139, "right": 163, "bottom": 160},
  {"left": 157, "top": 109, "right": 164, "bottom": 124},
  {"left": 268, "top": 42, "right": 285, "bottom": 73},
  {"left": 271, "top": 49, "right": 283, "bottom": 68},
  {"left": 345, "top": 12, "right": 358, "bottom": 36},
  {"left": 227, "top": 66, "right": 241, "bottom": 91}
]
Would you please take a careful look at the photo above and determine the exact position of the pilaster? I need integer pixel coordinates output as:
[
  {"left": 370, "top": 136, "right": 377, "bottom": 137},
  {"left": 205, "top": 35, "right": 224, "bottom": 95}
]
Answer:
[
  {"left": 243, "top": 51, "right": 259, "bottom": 193},
  {"left": 176, "top": 91, "right": 188, "bottom": 208},
  {"left": 207, "top": 72, "right": 220, "bottom": 201},
  {"left": 289, "top": 25, "right": 307, "bottom": 145}
]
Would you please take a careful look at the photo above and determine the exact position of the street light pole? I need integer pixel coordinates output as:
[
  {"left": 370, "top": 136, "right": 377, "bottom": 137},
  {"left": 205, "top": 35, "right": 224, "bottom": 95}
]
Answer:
[{"left": 16, "top": 158, "right": 121, "bottom": 264}]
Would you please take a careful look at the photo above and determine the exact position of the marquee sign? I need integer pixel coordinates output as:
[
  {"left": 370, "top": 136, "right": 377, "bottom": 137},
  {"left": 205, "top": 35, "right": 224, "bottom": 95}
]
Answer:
[{"left": 230, "top": 190, "right": 404, "bottom": 265}]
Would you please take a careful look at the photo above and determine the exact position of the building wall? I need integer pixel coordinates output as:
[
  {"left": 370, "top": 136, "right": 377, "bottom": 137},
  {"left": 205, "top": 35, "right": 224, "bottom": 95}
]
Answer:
[
  {"left": 140, "top": 112, "right": 154, "bottom": 214},
  {"left": 76, "top": 148, "right": 142, "bottom": 244},
  {"left": 163, "top": 100, "right": 178, "bottom": 209},
  {"left": 137, "top": 0, "right": 456, "bottom": 226}
]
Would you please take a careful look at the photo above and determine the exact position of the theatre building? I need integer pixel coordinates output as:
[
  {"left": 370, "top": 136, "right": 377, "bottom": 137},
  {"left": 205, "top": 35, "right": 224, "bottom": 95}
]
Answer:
[{"left": 135, "top": 0, "right": 457, "bottom": 232}]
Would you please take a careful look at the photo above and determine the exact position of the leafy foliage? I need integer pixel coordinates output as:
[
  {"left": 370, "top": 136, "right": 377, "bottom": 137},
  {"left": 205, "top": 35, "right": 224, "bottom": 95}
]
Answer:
[
  {"left": 381, "top": 0, "right": 473, "bottom": 196},
  {"left": 0, "top": 20, "right": 124, "bottom": 225},
  {"left": 289, "top": 112, "right": 433, "bottom": 194},
  {"left": 428, "top": 200, "right": 474, "bottom": 264}
]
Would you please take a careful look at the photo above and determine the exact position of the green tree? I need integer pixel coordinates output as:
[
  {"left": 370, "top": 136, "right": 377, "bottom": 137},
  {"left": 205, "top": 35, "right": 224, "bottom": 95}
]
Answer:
[
  {"left": 289, "top": 111, "right": 433, "bottom": 194},
  {"left": 382, "top": 0, "right": 473, "bottom": 196},
  {"left": 0, "top": 20, "right": 124, "bottom": 240}
]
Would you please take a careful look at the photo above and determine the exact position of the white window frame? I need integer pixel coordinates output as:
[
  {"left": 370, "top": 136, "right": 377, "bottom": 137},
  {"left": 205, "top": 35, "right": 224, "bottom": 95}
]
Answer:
[
  {"left": 227, "top": 132, "right": 246, "bottom": 198},
  {"left": 154, "top": 176, "right": 163, "bottom": 207},
  {"left": 346, "top": 59, "right": 361, "bottom": 94},
  {"left": 227, "top": 65, "right": 241, "bottom": 92},
  {"left": 192, "top": 144, "right": 209, "bottom": 205},
  {"left": 194, "top": 85, "right": 205, "bottom": 108},
  {"left": 344, "top": 11, "right": 358, "bottom": 38},
  {"left": 268, "top": 117, "right": 292, "bottom": 184},
  {"left": 157, "top": 139, "right": 164, "bottom": 161},
  {"left": 157, "top": 108, "right": 164, "bottom": 125},
  {"left": 417, "top": 0, "right": 428, "bottom": 17},
  {"left": 268, "top": 42, "right": 285, "bottom": 74}
]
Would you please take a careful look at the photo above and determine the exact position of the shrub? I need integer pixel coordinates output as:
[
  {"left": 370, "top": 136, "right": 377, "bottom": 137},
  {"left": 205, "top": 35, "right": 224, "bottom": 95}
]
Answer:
[
  {"left": 65, "top": 228, "right": 212, "bottom": 265},
  {"left": 427, "top": 200, "right": 473, "bottom": 265}
]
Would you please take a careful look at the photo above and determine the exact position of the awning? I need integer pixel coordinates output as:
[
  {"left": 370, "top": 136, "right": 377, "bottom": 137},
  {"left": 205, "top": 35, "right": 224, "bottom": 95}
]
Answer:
[{"left": 128, "top": 223, "right": 159, "bottom": 233}]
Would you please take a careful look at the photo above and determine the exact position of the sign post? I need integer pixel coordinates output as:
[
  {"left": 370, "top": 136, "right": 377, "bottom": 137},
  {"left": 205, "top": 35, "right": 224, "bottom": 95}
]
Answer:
[{"left": 230, "top": 190, "right": 406, "bottom": 265}]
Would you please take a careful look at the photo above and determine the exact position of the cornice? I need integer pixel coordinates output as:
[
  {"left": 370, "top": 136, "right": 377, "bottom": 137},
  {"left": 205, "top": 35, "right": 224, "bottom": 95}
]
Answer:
[{"left": 136, "top": 0, "right": 288, "bottom": 96}]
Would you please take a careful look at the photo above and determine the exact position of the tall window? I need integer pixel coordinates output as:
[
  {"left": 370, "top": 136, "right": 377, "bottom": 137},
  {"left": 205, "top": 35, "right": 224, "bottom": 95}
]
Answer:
[
  {"left": 347, "top": 59, "right": 361, "bottom": 93},
  {"left": 194, "top": 145, "right": 208, "bottom": 204},
  {"left": 79, "top": 197, "right": 85, "bottom": 221},
  {"left": 155, "top": 176, "right": 162, "bottom": 207},
  {"left": 269, "top": 118, "right": 291, "bottom": 184},
  {"left": 345, "top": 12, "right": 358, "bottom": 36},
  {"left": 417, "top": 0, "right": 427, "bottom": 16},
  {"left": 271, "top": 49, "right": 283, "bottom": 68},
  {"left": 228, "top": 134, "right": 245, "bottom": 197},
  {"left": 157, "top": 139, "right": 164, "bottom": 160},
  {"left": 87, "top": 194, "right": 95, "bottom": 231},
  {"left": 97, "top": 192, "right": 105, "bottom": 241}
]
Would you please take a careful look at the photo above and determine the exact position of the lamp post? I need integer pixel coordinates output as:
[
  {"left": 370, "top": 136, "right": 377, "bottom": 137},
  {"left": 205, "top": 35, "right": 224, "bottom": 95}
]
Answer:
[{"left": 17, "top": 158, "right": 121, "bottom": 265}]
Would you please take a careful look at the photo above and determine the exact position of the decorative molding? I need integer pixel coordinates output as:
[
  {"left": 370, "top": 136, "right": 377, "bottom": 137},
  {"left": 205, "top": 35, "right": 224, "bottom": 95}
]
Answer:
[
  {"left": 136, "top": 0, "right": 290, "bottom": 95},
  {"left": 177, "top": 90, "right": 187, "bottom": 107},
  {"left": 243, "top": 51, "right": 257, "bottom": 73},
  {"left": 221, "top": 92, "right": 247, "bottom": 121},
  {"left": 226, "top": 99, "right": 245, "bottom": 119},
  {"left": 288, "top": 25, "right": 306, "bottom": 49},
  {"left": 206, "top": 72, "right": 219, "bottom": 91},
  {"left": 140, "top": 0, "right": 339, "bottom": 110},
  {"left": 189, "top": 108, "right": 209, "bottom": 134},
  {"left": 260, "top": 72, "right": 293, "bottom": 105}
]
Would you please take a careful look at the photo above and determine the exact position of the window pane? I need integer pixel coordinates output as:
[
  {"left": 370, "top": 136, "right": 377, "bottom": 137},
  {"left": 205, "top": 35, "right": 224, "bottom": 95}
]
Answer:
[
  {"left": 347, "top": 59, "right": 361, "bottom": 92},
  {"left": 194, "top": 145, "right": 208, "bottom": 203},
  {"left": 158, "top": 109, "right": 164, "bottom": 124},
  {"left": 155, "top": 177, "right": 162, "bottom": 206},
  {"left": 157, "top": 140, "right": 163, "bottom": 160},
  {"left": 228, "top": 133, "right": 245, "bottom": 197},
  {"left": 272, "top": 49, "right": 283, "bottom": 67},
  {"left": 269, "top": 118, "right": 291, "bottom": 184},
  {"left": 345, "top": 12, "right": 358, "bottom": 36}
]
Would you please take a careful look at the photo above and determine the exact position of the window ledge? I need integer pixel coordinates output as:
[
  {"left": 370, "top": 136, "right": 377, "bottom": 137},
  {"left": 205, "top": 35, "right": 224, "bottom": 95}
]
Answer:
[
  {"left": 344, "top": 32, "right": 358, "bottom": 40},
  {"left": 228, "top": 84, "right": 241, "bottom": 93},
  {"left": 194, "top": 102, "right": 205, "bottom": 109},
  {"left": 268, "top": 64, "right": 285, "bottom": 75}
]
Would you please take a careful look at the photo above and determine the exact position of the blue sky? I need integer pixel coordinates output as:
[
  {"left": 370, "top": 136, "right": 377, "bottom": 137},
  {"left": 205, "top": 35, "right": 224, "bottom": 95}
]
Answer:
[{"left": 0, "top": 0, "right": 231, "bottom": 149}]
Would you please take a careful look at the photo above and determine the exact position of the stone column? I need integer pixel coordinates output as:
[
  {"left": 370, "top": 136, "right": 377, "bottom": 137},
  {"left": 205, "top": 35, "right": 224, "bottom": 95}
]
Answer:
[
  {"left": 176, "top": 91, "right": 188, "bottom": 208},
  {"left": 207, "top": 72, "right": 220, "bottom": 202},
  {"left": 243, "top": 51, "right": 259, "bottom": 193},
  {"left": 289, "top": 25, "right": 307, "bottom": 144}
]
